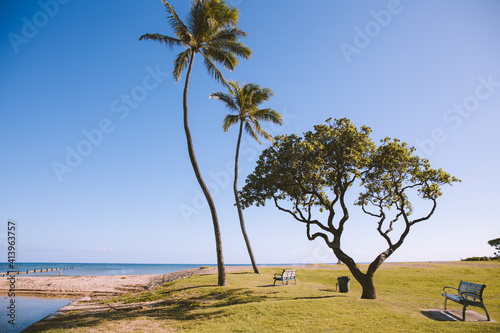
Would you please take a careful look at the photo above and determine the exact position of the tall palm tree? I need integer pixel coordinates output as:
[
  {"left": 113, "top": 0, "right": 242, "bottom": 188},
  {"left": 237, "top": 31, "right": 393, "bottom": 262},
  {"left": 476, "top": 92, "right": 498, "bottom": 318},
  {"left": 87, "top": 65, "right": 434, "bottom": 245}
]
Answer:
[
  {"left": 210, "top": 81, "right": 282, "bottom": 274},
  {"left": 140, "top": 0, "right": 251, "bottom": 286}
]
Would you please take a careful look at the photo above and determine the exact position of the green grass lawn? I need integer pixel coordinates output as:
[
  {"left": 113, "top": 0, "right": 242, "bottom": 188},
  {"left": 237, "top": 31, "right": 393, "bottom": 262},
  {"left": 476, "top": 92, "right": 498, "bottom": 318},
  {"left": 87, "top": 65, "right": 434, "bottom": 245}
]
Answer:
[{"left": 27, "top": 262, "right": 500, "bottom": 332}]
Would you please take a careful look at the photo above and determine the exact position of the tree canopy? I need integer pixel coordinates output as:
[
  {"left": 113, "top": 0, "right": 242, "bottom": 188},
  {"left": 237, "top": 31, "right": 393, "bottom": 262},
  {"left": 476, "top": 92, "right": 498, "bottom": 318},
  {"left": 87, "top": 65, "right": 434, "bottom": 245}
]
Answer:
[
  {"left": 140, "top": 0, "right": 251, "bottom": 87},
  {"left": 488, "top": 238, "right": 500, "bottom": 258},
  {"left": 240, "top": 118, "right": 460, "bottom": 298}
]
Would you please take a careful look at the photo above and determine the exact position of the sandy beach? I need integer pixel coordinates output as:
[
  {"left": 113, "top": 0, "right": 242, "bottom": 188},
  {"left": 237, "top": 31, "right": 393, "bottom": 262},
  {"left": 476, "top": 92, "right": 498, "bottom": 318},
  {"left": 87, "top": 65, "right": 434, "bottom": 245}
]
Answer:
[{"left": 0, "top": 266, "right": 255, "bottom": 297}]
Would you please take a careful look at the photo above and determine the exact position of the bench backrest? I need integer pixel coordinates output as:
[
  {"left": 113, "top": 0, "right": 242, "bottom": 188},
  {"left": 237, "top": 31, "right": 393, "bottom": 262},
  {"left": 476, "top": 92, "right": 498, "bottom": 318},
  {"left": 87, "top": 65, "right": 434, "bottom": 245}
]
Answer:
[
  {"left": 458, "top": 281, "right": 486, "bottom": 301},
  {"left": 282, "top": 270, "right": 296, "bottom": 278}
]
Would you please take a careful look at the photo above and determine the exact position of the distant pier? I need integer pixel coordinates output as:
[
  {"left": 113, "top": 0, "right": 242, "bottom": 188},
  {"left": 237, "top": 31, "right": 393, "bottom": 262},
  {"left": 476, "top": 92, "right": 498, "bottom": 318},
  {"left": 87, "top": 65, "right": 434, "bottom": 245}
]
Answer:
[{"left": 0, "top": 267, "right": 73, "bottom": 277}]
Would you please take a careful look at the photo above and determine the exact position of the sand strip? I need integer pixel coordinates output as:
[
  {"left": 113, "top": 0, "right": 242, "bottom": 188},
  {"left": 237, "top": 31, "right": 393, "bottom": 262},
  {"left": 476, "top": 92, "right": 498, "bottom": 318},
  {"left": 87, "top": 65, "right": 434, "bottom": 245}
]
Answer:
[{"left": 0, "top": 266, "right": 255, "bottom": 296}]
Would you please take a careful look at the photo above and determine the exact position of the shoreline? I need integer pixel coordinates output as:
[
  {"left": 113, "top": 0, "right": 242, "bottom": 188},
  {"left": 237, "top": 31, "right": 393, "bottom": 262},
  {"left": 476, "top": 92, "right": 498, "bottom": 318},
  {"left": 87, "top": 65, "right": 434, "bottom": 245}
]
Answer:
[{"left": 0, "top": 266, "right": 252, "bottom": 297}]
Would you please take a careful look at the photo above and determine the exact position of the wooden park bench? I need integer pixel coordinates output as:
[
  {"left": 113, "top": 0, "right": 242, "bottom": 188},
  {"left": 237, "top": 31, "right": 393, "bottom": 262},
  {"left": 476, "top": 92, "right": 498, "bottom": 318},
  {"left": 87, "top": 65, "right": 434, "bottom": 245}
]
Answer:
[
  {"left": 442, "top": 280, "right": 490, "bottom": 321},
  {"left": 273, "top": 269, "right": 297, "bottom": 286}
]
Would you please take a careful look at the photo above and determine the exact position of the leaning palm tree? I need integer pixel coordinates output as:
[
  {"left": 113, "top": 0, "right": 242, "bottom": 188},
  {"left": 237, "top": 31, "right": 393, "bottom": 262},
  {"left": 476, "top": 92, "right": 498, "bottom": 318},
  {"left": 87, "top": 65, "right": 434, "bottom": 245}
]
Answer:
[
  {"left": 139, "top": 0, "right": 252, "bottom": 286},
  {"left": 210, "top": 81, "right": 282, "bottom": 274}
]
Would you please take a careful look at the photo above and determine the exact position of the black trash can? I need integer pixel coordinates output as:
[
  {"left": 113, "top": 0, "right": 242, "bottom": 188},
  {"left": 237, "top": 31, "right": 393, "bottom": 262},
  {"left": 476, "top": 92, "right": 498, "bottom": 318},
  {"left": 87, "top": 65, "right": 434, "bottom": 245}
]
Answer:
[{"left": 337, "top": 276, "right": 350, "bottom": 293}]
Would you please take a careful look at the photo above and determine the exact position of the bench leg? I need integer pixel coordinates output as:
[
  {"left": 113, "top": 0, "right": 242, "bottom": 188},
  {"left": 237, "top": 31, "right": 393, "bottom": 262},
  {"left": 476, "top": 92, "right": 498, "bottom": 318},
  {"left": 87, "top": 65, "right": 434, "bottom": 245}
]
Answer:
[
  {"left": 444, "top": 298, "right": 448, "bottom": 310},
  {"left": 462, "top": 304, "right": 468, "bottom": 321},
  {"left": 482, "top": 305, "right": 491, "bottom": 321}
]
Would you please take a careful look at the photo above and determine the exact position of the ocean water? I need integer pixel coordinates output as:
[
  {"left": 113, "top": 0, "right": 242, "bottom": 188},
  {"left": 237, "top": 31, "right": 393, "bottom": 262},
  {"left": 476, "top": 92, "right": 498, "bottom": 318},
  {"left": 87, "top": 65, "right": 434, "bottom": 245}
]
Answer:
[
  {"left": 0, "top": 296, "right": 72, "bottom": 333},
  {"left": 0, "top": 263, "right": 212, "bottom": 332},
  {"left": 0, "top": 263, "right": 205, "bottom": 277}
]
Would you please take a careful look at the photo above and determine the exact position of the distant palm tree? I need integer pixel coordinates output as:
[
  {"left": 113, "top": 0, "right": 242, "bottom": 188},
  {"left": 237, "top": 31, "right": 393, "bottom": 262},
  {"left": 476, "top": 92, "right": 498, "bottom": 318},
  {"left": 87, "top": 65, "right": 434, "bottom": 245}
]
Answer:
[
  {"left": 210, "top": 81, "right": 282, "bottom": 274},
  {"left": 140, "top": 0, "right": 251, "bottom": 286}
]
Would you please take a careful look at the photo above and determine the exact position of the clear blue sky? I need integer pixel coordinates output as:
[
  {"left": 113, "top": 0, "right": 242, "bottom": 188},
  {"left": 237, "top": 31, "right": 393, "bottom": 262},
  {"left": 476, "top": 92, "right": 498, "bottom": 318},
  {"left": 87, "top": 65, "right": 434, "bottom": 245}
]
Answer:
[{"left": 1, "top": 0, "right": 499, "bottom": 264}]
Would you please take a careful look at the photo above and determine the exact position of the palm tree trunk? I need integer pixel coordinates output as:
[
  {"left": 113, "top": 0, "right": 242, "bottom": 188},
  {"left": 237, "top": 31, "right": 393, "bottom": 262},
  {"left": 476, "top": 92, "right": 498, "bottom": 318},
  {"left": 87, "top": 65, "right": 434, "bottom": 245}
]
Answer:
[
  {"left": 183, "top": 51, "right": 226, "bottom": 286},
  {"left": 234, "top": 122, "right": 260, "bottom": 274}
]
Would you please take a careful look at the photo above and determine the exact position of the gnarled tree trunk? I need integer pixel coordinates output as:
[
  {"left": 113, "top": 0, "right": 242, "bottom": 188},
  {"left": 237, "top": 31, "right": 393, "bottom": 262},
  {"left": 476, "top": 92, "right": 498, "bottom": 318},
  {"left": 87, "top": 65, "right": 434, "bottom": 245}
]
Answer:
[
  {"left": 332, "top": 244, "right": 396, "bottom": 299},
  {"left": 332, "top": 246, "right": 388, "bottom": 299}
]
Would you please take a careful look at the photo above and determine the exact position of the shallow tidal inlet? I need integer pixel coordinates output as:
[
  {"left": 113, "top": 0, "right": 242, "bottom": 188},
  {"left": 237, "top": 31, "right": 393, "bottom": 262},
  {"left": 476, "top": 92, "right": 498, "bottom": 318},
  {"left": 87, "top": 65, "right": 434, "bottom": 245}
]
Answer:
[{"left": 0, "top": 296, "right": 72, "bottom": 333}]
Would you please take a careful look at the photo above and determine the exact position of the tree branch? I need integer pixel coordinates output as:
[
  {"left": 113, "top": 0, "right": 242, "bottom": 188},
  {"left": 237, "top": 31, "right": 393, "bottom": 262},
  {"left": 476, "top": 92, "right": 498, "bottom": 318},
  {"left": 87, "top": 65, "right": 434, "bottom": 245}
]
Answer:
[
  {"left": 273, "top": 197, "right": 306, "bottom": 222},
  {"left": 361, "top": 202, "right": 382, "bottom": 218},
  {"left": 306, "top": 223, "right": 331, "bottom": 245},
  {"left": 294, "top": 196, "right": 308, "bottom": 221},
  {"left": 409, "top": 198, "right": 437, "bottom": 226},
  {"left": 327, "top": 191, "right": 340, "bottom": 231},
  {"left": 337, "top": 179, "right": 350, "bottom": 233},
  {"left": 272, "top": 196, "right": 330, "bottom": 232}
]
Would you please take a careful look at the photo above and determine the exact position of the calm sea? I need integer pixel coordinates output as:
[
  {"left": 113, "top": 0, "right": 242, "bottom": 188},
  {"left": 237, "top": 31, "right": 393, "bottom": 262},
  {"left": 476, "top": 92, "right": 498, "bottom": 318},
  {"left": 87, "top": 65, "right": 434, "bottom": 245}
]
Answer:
[
  {"left": 0, "top": 262, "right": 206, "bottom": 277},
  {"left": 0, "top": 263, "right": 223, "bottom": 333}
]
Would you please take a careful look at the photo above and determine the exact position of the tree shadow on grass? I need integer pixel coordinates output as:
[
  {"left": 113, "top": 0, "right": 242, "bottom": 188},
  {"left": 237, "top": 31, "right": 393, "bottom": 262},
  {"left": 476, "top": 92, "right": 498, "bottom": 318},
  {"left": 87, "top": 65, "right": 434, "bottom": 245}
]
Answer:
[
  {"left": 292, "top": 295, "right": 346, "bottom": 300},
  {"left": 258, "top": 284, "right": 288, "bottom": 287},
  {"left": 23, "top": 288, "right": 270, "bottom": 332},
  {"left": 319, "top": 288, "right": 338, "bottom": 293}
]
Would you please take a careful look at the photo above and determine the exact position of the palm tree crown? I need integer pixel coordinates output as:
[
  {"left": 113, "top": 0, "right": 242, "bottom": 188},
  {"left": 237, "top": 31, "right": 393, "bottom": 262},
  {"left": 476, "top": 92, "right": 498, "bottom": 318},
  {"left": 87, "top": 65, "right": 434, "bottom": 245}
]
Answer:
[
  {"left": 211, "top": 81, "right": 282, "bottom": 141},
  {"left": 140, "top": 0, "right": 252, "bottom": 87}
]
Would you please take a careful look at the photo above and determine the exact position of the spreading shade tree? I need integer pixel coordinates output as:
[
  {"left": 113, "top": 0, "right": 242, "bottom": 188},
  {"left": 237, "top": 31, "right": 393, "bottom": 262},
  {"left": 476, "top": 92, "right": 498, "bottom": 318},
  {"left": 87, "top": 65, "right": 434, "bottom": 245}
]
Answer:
[
  {"left": 140, "top": 0, "right": 252, "bottom": 286},
  {"left": 239, "top": 118, "right": 460, "bottom": 299},
  {"left": 210, "top": 81, "right": 282, "bottom": 274},
  {"left": 488, "top": 238, "right": 500, "bottom": 258}
]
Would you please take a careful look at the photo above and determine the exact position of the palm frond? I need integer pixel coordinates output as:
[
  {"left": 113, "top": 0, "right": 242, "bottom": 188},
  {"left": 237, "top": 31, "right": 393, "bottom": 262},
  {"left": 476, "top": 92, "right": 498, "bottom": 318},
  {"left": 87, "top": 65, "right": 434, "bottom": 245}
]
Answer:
[
  {"left": 138, "top": 34, "right": 183, "bottom": 49},
  {"left": 209, "top": 40, "right": 252, "bottom": 60},
  {"left": 212, "top": 28, "right": 248, "bottom": 42},
  {"left": 244, "top": 121, "right": 260, "bottom": 143},
  {"left": 248, "top": 115, "right": 274, "bottom": 143},
  {"left": 173, "top": 49, "right": 192, "bottom": 82},
  {"left": 253, "top": 108, "right": 283, "bottom": 125},
  {"left": 240, "top": 84, "right": 258, "bottom": 103},
  {"left": 163, "top": 1, "right": 192, "bottom": 43},
  {"left": 228, "top": 80, "right": 240, "bottom": 95},
  {"left": 254, "top": 127, "right": 274, "bottom": 142},
  {"left": 242, "top": 83, "right": 259, "bottom": 92},
  {"left": 210, "top": 2, "right": 240, "bottom": 28},
  {"left": 260, "top": 131, "right": 274, "bottom": 142},
  {"left": 189, "top": 0, "right": 234, "bottom": 43},
  {"left": 200, "top": 51, "right": 230, "bottom": 89},
  {"left": 209, "top": 91, "right": 238, "bottom": 112},
  {"left": 200, "top": 1, "right": 240, "bottom": 44},
  {"left": 255, "top": 87, "right": 274, "bottom": 100},
  {"left": 222, "top": 114, "right": 240, "bottom": 133},
  {"left": 227, "top": 80, "right": 245, "bottom": 110},
  {"left": 203, "top": 45, "right": 238, "bottom": 71},
  {"left": 187, "top": 0, "right": 204, "bottom": 41},
  {"left": 249, "top": 88, "right": 273, "bottom": 106}
]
